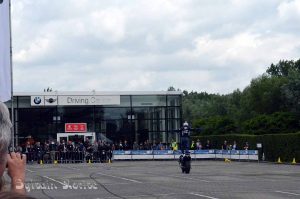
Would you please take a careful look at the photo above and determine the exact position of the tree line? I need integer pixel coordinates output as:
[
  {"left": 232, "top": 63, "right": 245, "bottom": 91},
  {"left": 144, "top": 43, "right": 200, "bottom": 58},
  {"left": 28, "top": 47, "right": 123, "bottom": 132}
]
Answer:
[{"left": 170, "top": 58, "right": 300, "bottom": 136}]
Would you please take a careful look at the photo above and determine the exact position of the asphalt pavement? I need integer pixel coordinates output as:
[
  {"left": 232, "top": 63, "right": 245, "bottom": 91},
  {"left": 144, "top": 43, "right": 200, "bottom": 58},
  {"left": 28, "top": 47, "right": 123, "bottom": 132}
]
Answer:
[{"left": 24, "top": 160, "right": 300, "bottom": 199}]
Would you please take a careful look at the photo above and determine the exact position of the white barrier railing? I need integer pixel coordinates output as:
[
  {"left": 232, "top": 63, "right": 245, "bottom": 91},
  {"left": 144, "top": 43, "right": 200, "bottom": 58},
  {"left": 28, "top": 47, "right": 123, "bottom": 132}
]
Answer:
[{"left": 113, "top": 149, "right": 258, "bottom": 161}]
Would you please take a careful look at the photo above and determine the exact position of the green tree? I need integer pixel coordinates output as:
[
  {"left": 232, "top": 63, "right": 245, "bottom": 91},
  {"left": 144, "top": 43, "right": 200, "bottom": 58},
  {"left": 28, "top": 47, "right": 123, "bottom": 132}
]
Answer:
[
  {"left": 167, "top": 86, "right": 176, "bottom": 91},
  {"left": 282, "top": 70, "right": 300, "bottom": 114},
  {"left": 267, "top": 59, "right": 300, "bottom": 77},
  {"left": 240, "top": 75, "right": 288, "bottom": 115},
  {"left": 242, "top": 112, "right": 299, "bottom": 135}
]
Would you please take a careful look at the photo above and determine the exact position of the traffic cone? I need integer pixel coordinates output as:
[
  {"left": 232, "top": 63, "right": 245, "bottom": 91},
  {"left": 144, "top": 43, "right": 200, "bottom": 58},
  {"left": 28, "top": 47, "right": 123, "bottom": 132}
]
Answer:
[
  {"left": 292, "top": 158, "right": 297, "bottom": 164},
  {"left": 277, "top": 157, "right": 282, "bottom": 164},
  {"left": 88, "top": 159, "right": 92, "bottom": 164},
  {"left": 108, "top": 159, "right": 112, "bottom": 164},
  {"left": 40, "top": 160, "right": 43, "bottom": 165}
]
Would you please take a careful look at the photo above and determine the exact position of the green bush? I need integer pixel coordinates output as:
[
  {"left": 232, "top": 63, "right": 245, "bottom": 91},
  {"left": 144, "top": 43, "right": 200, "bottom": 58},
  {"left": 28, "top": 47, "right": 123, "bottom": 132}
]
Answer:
[{"left": 192, "top": 132, "right": 300, "bottom": 162}]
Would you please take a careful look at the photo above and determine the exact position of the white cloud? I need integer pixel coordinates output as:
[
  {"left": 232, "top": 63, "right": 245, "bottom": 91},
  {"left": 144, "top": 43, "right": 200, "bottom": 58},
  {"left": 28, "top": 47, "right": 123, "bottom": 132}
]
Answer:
[
  {"left": 278, "top": 0, "right": 300, "bottom": 20},
  {"left": 10, "top": 0, "right": 300, "bottom": 94},
  {"left": 89, "top": 8, "right": 127, "bottom": 42},
  {"left": 14, "top": 36, "right": 51, "bottom": 63}
]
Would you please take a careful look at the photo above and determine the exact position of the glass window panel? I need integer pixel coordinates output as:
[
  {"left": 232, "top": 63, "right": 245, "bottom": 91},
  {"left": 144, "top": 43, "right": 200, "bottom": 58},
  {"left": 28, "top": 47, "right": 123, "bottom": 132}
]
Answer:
[
  {"left": 132, "top": 107, "right": 166, "bottom": 119},
  {"left": 96, "top": 119, "right": 134, "bottom": 146},
  {"left": 57, "top": 107, "right": 94, "bottom": 123},
  {"left": 167, "top": 95, "right": 181, "bottom": 106},
  {"left": 18, "top": 108, "right": 56, "bottom": 123},
  {"left": 120, "top": 95, "right": 131, "bottom": 106},
  {"left": 17, "top": 96, "right": 31, "bottom": 108},
  {"left": 57, "top": 107, "right": 94, "bottom": 133},
  {"left": 167, "top": 107, "right": 181, "bottom": 119},
  {"left": 103, "top": 95, "right": 130, "bottom": 107},
  {"left": 95, "top": 107, "right": 131, "bottom": 120},
  {"left": 132, "top": 95, "right": 166, "bottom": 107}
]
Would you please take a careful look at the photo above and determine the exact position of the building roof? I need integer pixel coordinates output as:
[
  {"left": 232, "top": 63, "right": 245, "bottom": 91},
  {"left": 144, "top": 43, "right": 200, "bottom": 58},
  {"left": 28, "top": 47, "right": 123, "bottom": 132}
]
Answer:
[{"left": 14, "top": 91, "right": 182, "bottom": 96}]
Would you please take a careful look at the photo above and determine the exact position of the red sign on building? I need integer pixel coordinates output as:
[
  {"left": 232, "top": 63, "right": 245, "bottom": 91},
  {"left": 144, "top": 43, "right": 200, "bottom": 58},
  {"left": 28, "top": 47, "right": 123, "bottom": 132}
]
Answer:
[{"left": 65, "top": 123, "right": 87, "bottom": 132}]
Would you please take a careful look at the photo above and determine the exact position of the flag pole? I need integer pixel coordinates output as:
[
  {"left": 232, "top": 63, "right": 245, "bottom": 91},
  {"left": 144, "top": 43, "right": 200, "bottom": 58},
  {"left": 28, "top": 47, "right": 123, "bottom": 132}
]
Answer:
[{"left": 9, "top": 0, "right": 15, "bottom": 150}]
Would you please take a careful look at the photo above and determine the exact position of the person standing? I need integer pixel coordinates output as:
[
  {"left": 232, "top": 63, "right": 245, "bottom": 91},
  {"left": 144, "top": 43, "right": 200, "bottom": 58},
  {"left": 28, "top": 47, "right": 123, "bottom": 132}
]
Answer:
[
  {"left": 34, "top": 142, "right": 43, "bottom": 164},
  {"left": 244, "top": 142, "right": 249, "bottom": 150},
  {"left": 205, "top": 140, "right": 211, "bottom": 149},
  {"left": 196, "top": 139, "right": 202, "bottom": 150},
  {"left": 180, "top": 121, "right": 191, "bottom": 152},
  {"left": 222, "top": 140, "right": 228, "bottom": 150},
  {"left": 0, "top": 102, "right": 27, "bottom": 195},
  {"left": 49, "top": 140, "right": 57, "bottom": 163},
  {"left": 232, "top": 141, "right": 237, "bottom": 150}
]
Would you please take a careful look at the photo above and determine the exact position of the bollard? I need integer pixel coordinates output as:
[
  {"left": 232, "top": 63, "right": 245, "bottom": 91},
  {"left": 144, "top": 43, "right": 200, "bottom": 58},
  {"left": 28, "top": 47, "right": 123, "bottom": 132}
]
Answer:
[{"left": 277, "top": 157, "right": 282, "bottom": 164}]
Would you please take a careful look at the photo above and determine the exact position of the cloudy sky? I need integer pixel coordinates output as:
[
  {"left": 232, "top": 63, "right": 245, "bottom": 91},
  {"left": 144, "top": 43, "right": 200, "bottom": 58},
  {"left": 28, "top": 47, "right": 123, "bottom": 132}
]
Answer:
[{"left": 11, "top": 0, "right": 300, "bottom": 94}]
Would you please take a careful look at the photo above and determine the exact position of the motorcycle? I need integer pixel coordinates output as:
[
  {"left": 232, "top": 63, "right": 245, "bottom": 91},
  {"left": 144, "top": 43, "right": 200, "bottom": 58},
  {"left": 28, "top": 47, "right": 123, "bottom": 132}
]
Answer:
[{"left": 179, "top": 152, "right": 191, "bottom": 174}]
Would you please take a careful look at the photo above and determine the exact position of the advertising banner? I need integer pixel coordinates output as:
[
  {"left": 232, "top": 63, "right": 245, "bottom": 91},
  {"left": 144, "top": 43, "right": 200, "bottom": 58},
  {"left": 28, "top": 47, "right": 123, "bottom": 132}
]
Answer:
[
  {"left": 31, "top": 95, "right": 120, "bottom": 106},
  {"left": 58, "top": 95, "right": 120, "bottom": 106},
  {"left": 131, "top": 150, "right": 152, "bottom": 155},
  {"left": 153, "top": 150, "right": 174, "bottom": 155},
  {"left": 194, "top": 150, "right": 210, "bottom": 154},
  {"left": 65, "top": 123, "right": 87, "bottom": 133}
]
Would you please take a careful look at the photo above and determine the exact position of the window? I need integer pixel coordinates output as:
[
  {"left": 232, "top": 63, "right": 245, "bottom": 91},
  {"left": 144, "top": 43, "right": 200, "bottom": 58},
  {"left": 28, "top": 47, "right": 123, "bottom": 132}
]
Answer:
[{"left": 132, "top": 95, "right": 166, "bottom": 106}]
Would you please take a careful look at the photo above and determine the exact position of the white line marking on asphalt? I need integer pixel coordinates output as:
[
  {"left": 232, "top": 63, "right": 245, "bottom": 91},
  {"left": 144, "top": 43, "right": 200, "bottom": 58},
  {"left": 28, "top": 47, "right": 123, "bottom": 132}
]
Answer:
[
  {"left": 145, "top": 171, "right": 211, "bottom": 183},
  {"left": 26, "top": 169, "right": 35, "bottom": 173},
  {"left": 275, "top": 191, "right": 300, "bottom": 196},
  {"left": 172, "top": 175, "right": 211, "bottom": 182},
  {"left": 99, "top": 192, "right": 191, "bottom": 199},
  {"left": 190, "top": 193, "right": 219, "bottom": 199},
  {"left": 61, "top": 165, "right": 81, "bottom": 171},
  {"left": 42, "top": 176, "right": 66, "bottom": 186},
  {"left": 95, "top": 172, "right": 142, "bottom": 183}
]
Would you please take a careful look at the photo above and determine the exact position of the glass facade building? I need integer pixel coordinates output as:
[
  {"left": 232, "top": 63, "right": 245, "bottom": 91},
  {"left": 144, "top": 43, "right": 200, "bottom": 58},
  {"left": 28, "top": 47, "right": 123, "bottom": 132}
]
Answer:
[{"left": 5, "top": 91, "right": 182, "bottom": 146}]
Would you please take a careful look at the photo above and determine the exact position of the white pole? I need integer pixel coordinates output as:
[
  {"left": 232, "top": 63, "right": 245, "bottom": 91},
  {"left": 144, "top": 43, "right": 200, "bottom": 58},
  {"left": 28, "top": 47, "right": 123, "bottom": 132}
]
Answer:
[{"left": 9, "top": 0, "right": 15, "bottom": 149}]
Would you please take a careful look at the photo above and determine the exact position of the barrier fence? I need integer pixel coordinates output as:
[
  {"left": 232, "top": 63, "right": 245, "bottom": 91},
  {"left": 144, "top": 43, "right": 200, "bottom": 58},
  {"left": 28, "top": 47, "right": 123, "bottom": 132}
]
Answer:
[
  {"left": 24, "top": 150, "right": 258, "bottom": 164},
  {"left": 113, "top": 149, "right": 258, "bottom": 161},
  {"left": 24, "top": 151, "right": 113, "bottom": 164}
]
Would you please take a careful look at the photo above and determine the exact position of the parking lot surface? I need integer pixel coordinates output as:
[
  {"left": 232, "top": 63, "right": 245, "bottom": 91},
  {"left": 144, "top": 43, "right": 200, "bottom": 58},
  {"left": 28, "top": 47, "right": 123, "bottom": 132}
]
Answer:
[{"left": 25, "top": 160, "right": 300, "bottom": 199}]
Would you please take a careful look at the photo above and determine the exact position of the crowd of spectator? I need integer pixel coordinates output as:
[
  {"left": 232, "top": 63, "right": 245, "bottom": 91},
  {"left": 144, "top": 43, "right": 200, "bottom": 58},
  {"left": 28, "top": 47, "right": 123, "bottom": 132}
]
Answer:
[
  {"left": 11, "top": 138, "right": 250, "bottom": 165},
  {"left": 220, "top": 140, "right": 249, "bottom": 150},
  {"left": 13, "top": 138, "right": 113, "bottom": 164},
  {"left": 13, "top": 139, "right": 174, "bottom": 164},
  {"left": 190, "top": 139, "right": 250, "bottom": 151}
]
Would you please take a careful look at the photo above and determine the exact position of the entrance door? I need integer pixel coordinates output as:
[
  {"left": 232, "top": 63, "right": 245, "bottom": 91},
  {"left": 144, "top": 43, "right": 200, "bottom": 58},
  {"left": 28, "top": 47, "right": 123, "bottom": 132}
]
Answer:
[
  {"left": 57, "top": 132, "right": 96, "bottom": 143},
  {"left": 59, "top": 136, "right": 67, "bottom": 143},
  {"left": 68, "top": 135, "right": 84, "bottom": 144}
]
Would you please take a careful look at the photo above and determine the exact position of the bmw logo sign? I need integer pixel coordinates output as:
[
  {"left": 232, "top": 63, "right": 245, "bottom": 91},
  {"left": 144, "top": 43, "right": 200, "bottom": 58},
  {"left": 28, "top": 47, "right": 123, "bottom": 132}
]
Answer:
[{"left": 34, "top": 97, "right": 42, "bottom": 104}]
